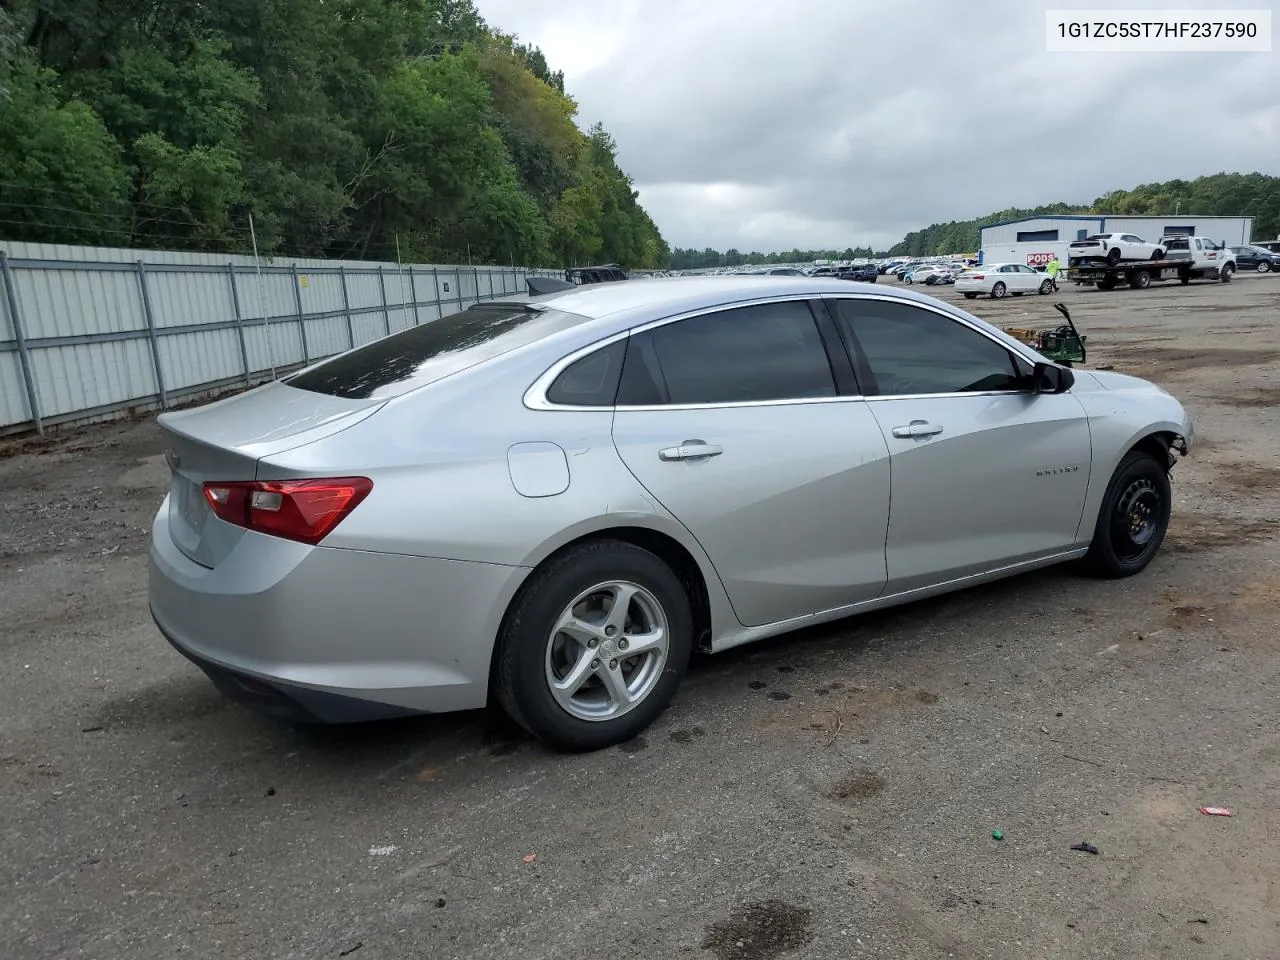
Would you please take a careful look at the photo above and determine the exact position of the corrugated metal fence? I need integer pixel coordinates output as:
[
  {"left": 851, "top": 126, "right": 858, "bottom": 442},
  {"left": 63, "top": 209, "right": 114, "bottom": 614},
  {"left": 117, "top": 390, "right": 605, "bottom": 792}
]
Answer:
[{"left": 0, "top": 241, "right": 558, "bottom": 435}]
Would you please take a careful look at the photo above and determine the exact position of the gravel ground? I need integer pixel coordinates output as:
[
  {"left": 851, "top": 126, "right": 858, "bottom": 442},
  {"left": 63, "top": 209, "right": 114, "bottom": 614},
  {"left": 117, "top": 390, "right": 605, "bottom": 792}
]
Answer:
[{"left": 2, "top": 273, "right": 1279, "bottom": 960}]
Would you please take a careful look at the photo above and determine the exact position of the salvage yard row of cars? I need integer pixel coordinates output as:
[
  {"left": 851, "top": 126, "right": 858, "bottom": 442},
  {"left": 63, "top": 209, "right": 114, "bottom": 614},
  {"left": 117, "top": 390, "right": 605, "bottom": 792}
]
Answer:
[
  {"left": 150, "top": 273, "right": 1195, "bottom": 751},
  {"left": 691, "top": 230, "right": 1280, "bottom": 294}
]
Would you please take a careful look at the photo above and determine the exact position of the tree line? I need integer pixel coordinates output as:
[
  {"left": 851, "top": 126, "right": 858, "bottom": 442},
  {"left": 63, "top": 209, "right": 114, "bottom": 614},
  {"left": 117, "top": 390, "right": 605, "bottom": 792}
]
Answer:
[
  {"left": 0, "top": 0, "right": 669, "bottom": 270},
  {"left": 669, "top": 246, "right": 879, "bottom": 271},
  {"left": 887, "top": 173, "right": 1280, "bottom": 257},
  {"left": 672, "top": 173, "right": 1280, "bottom": 267}
]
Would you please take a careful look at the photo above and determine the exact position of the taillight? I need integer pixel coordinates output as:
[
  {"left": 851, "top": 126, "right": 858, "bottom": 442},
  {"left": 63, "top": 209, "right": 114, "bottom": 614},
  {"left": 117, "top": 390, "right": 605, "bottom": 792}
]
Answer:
[
  {"left": 971, "top": 274, "right": 984, "bottom": 280},
  {"left": 203, "top": 477, "right": 373, "bottom": 545}
]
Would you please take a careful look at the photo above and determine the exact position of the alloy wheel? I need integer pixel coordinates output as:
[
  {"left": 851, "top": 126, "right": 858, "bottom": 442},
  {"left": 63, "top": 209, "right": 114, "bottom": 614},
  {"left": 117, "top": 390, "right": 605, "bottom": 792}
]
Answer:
[{"left": 544, "top": 581, "right": 669, "bottom": 722}]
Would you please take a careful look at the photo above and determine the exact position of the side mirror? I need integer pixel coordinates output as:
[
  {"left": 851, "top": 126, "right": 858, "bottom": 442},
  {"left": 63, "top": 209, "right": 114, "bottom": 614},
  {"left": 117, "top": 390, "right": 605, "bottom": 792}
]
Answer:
[{"left": 1033, "top": 361, "right": 1074, "bottom": 394}]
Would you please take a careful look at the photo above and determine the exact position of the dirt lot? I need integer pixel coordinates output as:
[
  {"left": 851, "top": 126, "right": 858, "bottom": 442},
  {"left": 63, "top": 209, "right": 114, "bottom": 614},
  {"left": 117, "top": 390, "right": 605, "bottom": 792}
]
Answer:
[{"left": 2, "top": 273, "right": 1279, "bottom": 960}]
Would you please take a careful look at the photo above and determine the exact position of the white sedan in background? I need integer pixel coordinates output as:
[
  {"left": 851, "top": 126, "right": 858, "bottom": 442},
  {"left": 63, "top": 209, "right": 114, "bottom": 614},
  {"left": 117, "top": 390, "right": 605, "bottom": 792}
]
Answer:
[{"left": 956, "top": 263, "right": 1055, "bottom": 300}]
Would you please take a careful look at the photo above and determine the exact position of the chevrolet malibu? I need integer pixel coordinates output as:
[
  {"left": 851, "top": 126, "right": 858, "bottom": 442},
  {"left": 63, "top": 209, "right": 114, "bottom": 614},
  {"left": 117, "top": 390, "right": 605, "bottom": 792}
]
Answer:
[{"left": 149, "top": 277, "right": 1193, "bottom": 751}]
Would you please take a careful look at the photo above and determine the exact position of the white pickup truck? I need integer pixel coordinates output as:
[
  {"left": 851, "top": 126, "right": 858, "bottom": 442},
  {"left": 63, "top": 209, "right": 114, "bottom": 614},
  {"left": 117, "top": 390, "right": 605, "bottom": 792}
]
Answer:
[
  {"left": 1067, "top": 232, "right": 1165, "bottom": 265},
  {"left": 1160, "top": 235, "right": 1237, "bottom": 281},
  {"left": 1071, "top": 235, "right": 1235, "bottom": 291}
]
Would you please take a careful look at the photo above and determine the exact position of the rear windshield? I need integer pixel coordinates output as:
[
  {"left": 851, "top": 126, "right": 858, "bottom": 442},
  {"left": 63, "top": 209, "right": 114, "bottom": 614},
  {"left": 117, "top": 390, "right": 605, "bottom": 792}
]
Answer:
[
  {"left": 1164, "top": 238, "right": 1190, "bottom": 251},
  {"left": 286, "top": 303, "right": 590, "bottom": 400}
]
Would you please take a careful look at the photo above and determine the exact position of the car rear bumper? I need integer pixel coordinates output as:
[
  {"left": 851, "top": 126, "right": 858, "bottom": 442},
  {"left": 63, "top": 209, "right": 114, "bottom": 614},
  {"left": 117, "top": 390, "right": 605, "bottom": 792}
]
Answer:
[{"left": 148, "top": 500, "right": 528, "bottom": 722}]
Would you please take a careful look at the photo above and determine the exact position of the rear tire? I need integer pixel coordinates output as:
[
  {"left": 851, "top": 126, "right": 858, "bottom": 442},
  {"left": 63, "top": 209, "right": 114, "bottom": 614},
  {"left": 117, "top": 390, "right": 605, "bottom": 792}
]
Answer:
[
  {"left": 963, "top": 292, "right": 978, "bottom": 299},
  {"left": 991, "top": 281, "right": 1007, "bottom": 299},
  {"left": 493, "top": 539, "right": 693, "bottom": 752},
  {"left": 1129, "top": 270, "right": 1152, "bottom": 289},
  {"left": 1084, "top": 449, "right": 1171, "bottom": 579},
  {"left": 1106, "top": 247, "right": 1122, "bottom": 265}
]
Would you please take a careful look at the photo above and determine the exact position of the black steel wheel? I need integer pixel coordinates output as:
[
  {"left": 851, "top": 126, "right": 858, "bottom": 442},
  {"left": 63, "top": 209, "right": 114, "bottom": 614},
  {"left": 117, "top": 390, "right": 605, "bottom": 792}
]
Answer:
[{"left": 1084, "top": 449, "right": 1172, "bottom": 578}]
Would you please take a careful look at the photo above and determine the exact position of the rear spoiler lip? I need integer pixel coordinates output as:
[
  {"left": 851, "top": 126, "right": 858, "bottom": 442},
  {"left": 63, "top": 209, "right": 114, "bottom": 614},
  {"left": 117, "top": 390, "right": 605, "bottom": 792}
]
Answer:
[{"left": 527, "top": 276, "right": 577, "bottom": 295}]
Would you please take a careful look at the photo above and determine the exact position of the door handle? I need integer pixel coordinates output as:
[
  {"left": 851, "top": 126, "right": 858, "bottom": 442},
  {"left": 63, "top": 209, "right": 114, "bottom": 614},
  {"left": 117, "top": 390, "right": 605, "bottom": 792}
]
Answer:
[
  {"left": 659, "top": 440, "right": 724, "bottom": 462},
  {"left": 891, "top": 420, "right": 944, "bottom": 439}
]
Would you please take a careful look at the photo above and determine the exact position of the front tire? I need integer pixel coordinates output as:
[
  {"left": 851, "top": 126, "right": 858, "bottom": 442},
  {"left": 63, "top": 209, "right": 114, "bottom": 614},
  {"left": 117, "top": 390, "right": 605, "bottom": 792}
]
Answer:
[
  {"left": 1039, "top": 279, "right": 1052, "bottom": 295},
  {"left": 1258, "top": 261, "right": 1272, "bottom": 273},
  {"left": 1084, "top": 449, "right": 1171, "bottom": 578},
  {"left": 493, "top": 539, "right": 693, "bottom": 751},
  {"left": 1221, "top": 264, "right": 1234, "bottom": 283}
]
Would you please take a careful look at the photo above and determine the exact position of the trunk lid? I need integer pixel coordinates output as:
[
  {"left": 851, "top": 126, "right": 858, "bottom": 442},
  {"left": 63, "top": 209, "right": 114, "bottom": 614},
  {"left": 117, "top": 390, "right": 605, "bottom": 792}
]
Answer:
[{"left": 158, "top": 382, "right": 385, "bottom": 568}]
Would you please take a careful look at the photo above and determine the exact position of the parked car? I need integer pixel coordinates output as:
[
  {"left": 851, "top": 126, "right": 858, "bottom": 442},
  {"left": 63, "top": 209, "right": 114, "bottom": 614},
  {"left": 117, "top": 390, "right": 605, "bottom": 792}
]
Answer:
[
  {"left": 566, "top": 263, "right": 628, "bottom": 284},
  {"left": 767, "top": 267, "right": 806, "bottom": 276},
  {"left": 923, "top": 271, "right": 955, "bottom": 286},
  {"left": 835, "top": 264, "right": 879, "bottom": 282},
  {"left": 149, "top": 277, "right": 1193, "bottom": 751},
  {"left": 1228, "top": 245, "right": 1280, "bottom": 273},
  {"left": 894, "top": 261, "right": 926, "bottom": 280},
  {"left": 1068, "top": 233, "right": 1165, "bottom": 265},
  {"left": 905, "top": 265, "right": 951, "bottom": 284},
  {"left": 955, "top": 263, "right": 1055, "bottom": 299}
]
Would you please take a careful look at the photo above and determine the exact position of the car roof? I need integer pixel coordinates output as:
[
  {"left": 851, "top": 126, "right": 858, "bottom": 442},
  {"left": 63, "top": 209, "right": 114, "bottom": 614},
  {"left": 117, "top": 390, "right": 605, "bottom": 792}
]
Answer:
[{"left": 488, "top": 276, "right": 1037, "bottom": 354}]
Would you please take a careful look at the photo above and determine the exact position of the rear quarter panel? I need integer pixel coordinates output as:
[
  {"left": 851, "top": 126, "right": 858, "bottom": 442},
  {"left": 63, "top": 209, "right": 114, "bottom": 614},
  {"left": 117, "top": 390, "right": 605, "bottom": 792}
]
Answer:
[{"left": 255, "top": 353, "right": 741, "bottom": 634}]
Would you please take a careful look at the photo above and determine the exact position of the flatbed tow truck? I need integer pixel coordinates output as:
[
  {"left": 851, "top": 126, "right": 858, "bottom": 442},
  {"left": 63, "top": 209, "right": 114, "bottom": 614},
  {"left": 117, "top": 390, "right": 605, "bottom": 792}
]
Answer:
[{"left": 1070, "top": 236, "right": 1236, "bottom": 291}]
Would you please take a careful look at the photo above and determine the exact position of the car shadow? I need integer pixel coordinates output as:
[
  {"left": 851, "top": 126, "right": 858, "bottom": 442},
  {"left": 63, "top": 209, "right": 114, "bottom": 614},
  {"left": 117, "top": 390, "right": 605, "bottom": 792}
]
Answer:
[{"left": 234, "top": 562, "right": 1087, "bottom": 770}]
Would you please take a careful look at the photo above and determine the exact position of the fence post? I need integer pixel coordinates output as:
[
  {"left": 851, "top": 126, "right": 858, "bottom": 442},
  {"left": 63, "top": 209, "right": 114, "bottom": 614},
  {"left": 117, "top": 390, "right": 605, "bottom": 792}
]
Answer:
[
  {"left": 454, "top": 267, "right": 463, "bottom": 310},
  {"left": 377, "top": 265, "right": 391, "bottom": 335},
  {"left": 0, "top": 251, "right": 43, "bottom": 435},
  {"left": 338, "top": 265, "right": 355, "bottom": 348},
  {"left": 407, "top": 267, "right": 421, "bottom": 326},
  {"left": 290, "top": 264, "right": 311, "bottom": 365},
  {"left": 136, "top": 260, "right": 169, "bottom": 409},
  {"left": 226, "top": 263, "right": 252, "bottom": 386},
  {"left": 473, "top": 265, "right": 481, "bottom": 303},
  {"left": 430, "top": 267, "right": 441, "bottom": 319}
]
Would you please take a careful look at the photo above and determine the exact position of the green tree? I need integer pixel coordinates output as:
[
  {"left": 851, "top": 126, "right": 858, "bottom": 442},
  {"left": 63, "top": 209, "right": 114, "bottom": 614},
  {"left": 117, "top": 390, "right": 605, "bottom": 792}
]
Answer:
[
  {"left": 0, "top": 0, "right": 667, "bottom": 265},
  {"left": 0, "top": 54, "right": 131, "bottom": 244}
]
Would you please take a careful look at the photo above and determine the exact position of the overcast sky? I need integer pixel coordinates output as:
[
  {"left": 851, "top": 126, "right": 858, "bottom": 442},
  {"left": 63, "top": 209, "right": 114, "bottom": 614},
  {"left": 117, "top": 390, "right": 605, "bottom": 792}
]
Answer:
[{"left": 473, "top": 0, "right": 1278, "bottom": 252}]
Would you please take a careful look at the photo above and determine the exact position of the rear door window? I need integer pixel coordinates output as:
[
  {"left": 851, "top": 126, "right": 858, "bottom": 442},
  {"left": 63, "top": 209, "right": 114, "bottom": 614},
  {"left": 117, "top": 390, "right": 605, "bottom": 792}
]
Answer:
[
  {"left": 618, "top": 301, "right": 837, "bottom": 406},
  {"left": 287, "top": 303, "right": 591, "bottom": 400}
]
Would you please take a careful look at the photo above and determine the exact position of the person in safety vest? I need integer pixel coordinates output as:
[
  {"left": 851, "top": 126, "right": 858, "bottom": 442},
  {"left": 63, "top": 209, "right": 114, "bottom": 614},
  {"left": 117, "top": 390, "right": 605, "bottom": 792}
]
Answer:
[{"left": 1045, "top": 255, "right": 1062, "bottom": 291}]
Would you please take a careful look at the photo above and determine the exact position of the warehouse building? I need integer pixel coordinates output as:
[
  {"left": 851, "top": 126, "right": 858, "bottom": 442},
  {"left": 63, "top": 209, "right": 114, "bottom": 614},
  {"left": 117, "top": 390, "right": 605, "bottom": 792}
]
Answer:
[{"left": 978, "top": 214, "right": 1253, "bottom": 267}]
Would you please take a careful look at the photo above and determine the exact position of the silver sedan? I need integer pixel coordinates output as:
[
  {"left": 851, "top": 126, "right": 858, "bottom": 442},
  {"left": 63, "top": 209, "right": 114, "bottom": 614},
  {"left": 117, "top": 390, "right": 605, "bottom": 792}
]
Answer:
[{"left": 149, "top": 277, "right": 1193, "bottom": 751}]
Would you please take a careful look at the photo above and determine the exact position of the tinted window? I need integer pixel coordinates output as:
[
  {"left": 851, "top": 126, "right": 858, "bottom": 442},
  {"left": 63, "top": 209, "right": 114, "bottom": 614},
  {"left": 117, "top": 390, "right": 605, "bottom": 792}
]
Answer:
[
  {"left": 545, "top": 339, "right": 627, "bottom": 406},
  {"left": 621, "top": 301, "right": 836, "bottom": 406},
  {"left": 833, "top": 300, "right": 1024, "bottom": 396},
  {"left": 1165, "top": 237, "right": 1190, "bottom": 251},
  {"left": 288, "top": 304, "right": 590, "bottom": 400},
  {"left": 1123, "top": 235, "right": 1143, "bottom": 243}
]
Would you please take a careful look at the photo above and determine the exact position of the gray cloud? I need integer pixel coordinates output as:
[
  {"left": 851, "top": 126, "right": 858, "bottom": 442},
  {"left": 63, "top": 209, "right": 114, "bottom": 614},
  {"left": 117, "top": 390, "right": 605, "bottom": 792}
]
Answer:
[{"left": 475, "top": 0, "right": 1279, "bottom": 251}]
